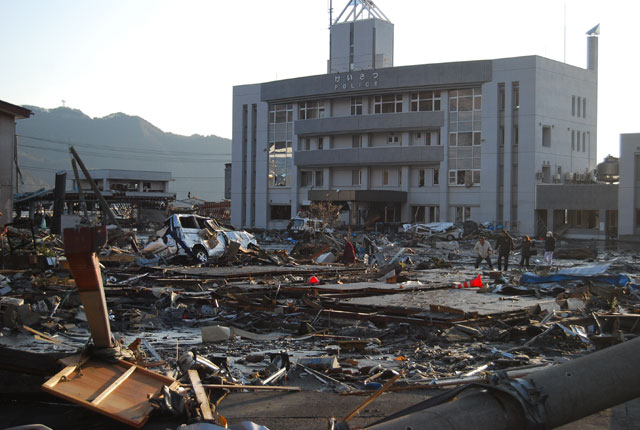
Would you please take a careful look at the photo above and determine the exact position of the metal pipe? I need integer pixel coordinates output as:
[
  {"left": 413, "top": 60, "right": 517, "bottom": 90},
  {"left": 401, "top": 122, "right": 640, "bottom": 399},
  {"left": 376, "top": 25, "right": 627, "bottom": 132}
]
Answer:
[
  {"left": 69, "top": 146, "right": 120, "bottom": 228},
  {"left": 365, "top": 337, "right": 640, "bottom": 429}
]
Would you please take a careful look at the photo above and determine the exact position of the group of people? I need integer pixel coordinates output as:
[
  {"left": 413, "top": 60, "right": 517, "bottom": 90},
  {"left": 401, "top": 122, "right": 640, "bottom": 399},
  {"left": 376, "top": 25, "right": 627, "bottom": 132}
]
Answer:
[{"left": 474, "top": 230, "right": 556, "bottom": 271}]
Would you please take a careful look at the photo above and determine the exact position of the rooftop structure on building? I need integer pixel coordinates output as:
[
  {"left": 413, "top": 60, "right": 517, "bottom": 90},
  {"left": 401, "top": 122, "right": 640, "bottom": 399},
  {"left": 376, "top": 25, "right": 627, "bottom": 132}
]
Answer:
[
  {"left": 231, "top": 1, "right": 599, "bottom": 236},
  {"left": 69, "top": 169, "right": 174, "bottom": 199}
]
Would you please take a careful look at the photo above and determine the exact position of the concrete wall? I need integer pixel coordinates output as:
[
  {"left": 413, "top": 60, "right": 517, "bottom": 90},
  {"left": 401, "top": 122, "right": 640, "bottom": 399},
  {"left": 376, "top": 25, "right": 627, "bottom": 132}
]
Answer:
[
  {"left": 0, "top": 114, "right": 15, "bottom": 226},
  {"left": 536, "top": 184, "right": 617, "bottom": 209},
  {"left": 231, "top": 84, "right": 268, "bottom": 228},
  {"left": 294, "top": 110, "right": 444, "bottom": 136},
  {"left": 482, "top": 56, "right": 597, "bottom": 235},
  {"left": 261, "top": 60, "right": 492, "bottom": 102},
  {"left": 294, "top": 145, "right": 444, "bottom": 168}
]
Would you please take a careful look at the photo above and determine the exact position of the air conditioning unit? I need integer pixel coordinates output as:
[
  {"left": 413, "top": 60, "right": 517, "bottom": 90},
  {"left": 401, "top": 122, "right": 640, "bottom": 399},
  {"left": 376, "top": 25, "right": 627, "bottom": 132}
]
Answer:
[
  {"left": 553, "top": 174, "right": 561, "bottom": 183},
  {"left": 536, "top": 171, "right": 543, "bottom": 180},
  {"left": 565, "top": 172, "right": 575, "bottom": 182}
]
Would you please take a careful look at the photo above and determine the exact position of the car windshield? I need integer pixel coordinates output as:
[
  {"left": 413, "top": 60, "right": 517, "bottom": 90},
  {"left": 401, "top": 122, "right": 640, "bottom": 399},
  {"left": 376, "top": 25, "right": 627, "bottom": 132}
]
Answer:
[{"left": 292, "top": 219, "right": 304, "bottom": 228}]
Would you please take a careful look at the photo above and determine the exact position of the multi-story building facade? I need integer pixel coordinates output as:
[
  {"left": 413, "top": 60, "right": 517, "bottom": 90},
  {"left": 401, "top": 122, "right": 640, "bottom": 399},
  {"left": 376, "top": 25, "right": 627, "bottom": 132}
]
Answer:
[{"left": 231, "top": 1, "right": 598, "bottom": 235}]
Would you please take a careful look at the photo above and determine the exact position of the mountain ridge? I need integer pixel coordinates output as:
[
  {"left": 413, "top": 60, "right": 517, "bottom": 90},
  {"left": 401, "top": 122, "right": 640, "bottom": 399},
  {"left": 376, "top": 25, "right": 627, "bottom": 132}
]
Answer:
[{"left": 16, "top": 106, "right": 231, "bottom": 201}]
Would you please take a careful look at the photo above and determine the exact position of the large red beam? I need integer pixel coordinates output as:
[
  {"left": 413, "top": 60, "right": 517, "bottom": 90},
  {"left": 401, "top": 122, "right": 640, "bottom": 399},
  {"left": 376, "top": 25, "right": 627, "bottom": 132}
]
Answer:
[{"left": 64, "top": 226, "right": 113, "bottom": 348}]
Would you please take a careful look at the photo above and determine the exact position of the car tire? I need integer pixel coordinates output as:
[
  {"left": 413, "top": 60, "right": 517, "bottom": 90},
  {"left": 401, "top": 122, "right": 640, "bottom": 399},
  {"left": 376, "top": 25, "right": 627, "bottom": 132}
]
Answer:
[{"left": 192, "top": 245, "right": 209, "bottom": 263}]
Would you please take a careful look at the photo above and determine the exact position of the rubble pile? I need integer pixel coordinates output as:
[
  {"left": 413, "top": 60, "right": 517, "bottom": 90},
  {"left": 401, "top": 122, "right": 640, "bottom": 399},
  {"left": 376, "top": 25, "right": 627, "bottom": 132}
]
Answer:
[{"left": 2, "top": 218, "right": 640, "bottom": 429}]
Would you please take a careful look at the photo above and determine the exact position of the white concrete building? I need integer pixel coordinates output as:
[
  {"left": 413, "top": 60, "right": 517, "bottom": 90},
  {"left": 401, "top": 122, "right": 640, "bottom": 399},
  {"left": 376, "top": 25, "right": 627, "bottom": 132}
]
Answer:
[{"left": 231, "top": 1, "right": 598, "bottom": 234}]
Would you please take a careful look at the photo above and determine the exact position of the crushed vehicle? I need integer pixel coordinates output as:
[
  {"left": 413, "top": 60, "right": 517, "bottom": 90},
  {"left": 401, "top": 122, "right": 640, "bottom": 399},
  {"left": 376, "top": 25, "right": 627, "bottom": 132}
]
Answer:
[
  {"left": 403, "top": 222, "right": 463, "bottom": 241},
  {"left": 143, "top": 214, "right": 257, "bottom": 263},
  {"left": 287, "top": 216, "right": 332, "bottom": 237}
]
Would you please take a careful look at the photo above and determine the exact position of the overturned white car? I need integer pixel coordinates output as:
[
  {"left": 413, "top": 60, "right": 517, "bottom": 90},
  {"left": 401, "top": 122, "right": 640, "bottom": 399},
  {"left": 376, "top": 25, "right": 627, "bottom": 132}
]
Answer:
[
  {"left": 143, "top": 214, "right": 258, "bottom": 263},
  {"left": 402, "top": 222, "right": 463, "bottom": 241}
]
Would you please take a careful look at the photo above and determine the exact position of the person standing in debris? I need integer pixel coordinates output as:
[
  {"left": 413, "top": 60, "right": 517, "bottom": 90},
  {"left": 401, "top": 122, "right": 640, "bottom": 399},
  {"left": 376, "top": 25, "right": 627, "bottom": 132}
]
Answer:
[
  {"left": 495, "top": 230, "right": 514, "bottom": 271},
  {"left": 544, "top": 231, "right": 556, "bottom": 267},
  {"left": 474, "top": 236, "right": 493, "bottom": 269},
  {"left": 342, "top": 239, "right": 356, "bottom": 265},
  {"left": 519, "top": 235, "right": 533, "bottom": 270}
]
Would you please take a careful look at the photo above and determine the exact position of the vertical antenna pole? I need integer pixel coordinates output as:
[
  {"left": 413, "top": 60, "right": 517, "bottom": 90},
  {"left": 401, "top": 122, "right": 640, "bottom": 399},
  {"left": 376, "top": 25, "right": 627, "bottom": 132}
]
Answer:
[{"left": 563, "top": 3, "right": 567, "bottom": 63}]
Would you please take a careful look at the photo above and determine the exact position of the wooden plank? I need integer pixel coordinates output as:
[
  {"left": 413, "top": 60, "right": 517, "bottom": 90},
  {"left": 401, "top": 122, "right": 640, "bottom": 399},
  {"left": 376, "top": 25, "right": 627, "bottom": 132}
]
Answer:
[
  {"left": 188, "top": 369, "right": 214, "bottom": 421},
  {"left": 198, "top": 384, "right": 301, "bottom": 392},
  {"left": 42, "top": 359, "right": 176, "bottom": 428},
  {"left": 92, "top": 365, "right": 136, "bottom": 405},
  {"left": 23, "top": 325, "right": 63, "bottom": 344},
  {"left": 42, "top": 364, "right": 78, "bottom": 389}
]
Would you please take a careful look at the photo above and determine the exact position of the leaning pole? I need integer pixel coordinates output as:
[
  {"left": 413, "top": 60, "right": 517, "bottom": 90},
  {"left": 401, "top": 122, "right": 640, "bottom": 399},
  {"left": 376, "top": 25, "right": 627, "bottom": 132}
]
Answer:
[{"left": 365, "top": 337, "right": 640, "bottom": 429}]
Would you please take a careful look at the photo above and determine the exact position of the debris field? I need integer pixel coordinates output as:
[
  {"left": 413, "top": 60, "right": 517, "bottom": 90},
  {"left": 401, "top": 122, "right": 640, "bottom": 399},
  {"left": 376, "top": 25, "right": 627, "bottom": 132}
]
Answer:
[{"left": 2, "top": 218, "right": 640, "bottom": 429}]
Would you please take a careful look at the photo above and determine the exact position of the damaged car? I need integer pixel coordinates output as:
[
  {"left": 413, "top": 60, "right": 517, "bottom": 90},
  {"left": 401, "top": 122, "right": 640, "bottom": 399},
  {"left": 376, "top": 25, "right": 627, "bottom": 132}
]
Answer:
[
  {"left": 143, "top": 214, "right": 258, "bottom": 263},
  {"left": 403, "top": 222, "right": 463, "bottom": 241}
]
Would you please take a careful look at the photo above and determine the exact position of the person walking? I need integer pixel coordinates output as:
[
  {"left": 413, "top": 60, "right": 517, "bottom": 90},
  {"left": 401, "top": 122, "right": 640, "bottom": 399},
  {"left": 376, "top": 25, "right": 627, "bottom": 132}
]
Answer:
[
  {"left": 519, "top": 235, "right": 533, "bottom": 270},
  {"left": 544, "top": 231, "right": 556, "bottom": 267},
  {"left": 495, "top": 230, "right": 515, "bottom": 271},
  {"left": 474, "top": 236, "right": 493, "bottom": 269}
]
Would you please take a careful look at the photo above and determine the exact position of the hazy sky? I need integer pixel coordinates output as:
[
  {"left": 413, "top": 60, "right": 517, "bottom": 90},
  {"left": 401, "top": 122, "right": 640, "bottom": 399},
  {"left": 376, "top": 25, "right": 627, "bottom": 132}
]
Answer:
[{"left": 1, "top": 0, "right": 637, "bottom": 160}]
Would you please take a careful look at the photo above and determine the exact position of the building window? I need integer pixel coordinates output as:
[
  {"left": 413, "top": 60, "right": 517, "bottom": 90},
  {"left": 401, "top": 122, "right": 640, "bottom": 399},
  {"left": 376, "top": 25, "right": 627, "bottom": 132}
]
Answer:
[
  {"left": 454, "top": 206, "right": 472, "bottom": 222},
  {"left": 301, "top": 171, "right": 312, "bottom": 187},
  {"left": 583, "top": 98, "right": 587, "bottom": 118},
  {"left": 498, "top": 83, "right": 505, "bottom": 111},
  {"left": 352, "top": 135, "right": 362, "bottom": 148},
  {"left": 572, "top": 96, "right": 576, "bottom": 116},
  {"left": 374, "top": 94, "right": 403, "bottom": 114},
  {"left": 410, "top": 91, "right": 441, "bottom": 111},
  {"left": 351, "top": 97, "right": 363, "bottom": 115},
  {"left": 414, "top": 205, "right": 440, "bottom": 222},
  {"left": 512, "top": 82, "right": 519, "bottom": 110},
  {"left": 542, "top": 126, "right": 551, "bottom": 147},
  {"left": 270, "top": 205, "right": 291, "bottom": 220},
  {"left": 512, "top": 125, "right": 519, "bottom": 146},
  {"left": 577, "top": 97, "right": 581, "bottom": 117},
  {"left": 448, "top": 88, "right": 482, "bottom": 186},
  {"left": 268, "top": 103, "right": 293, "bottom": 187},
  {"left": 418, "top": 169, "right": 425, "bottom": 187},
  {"left": 498, "top": 126, "right": 505, "bottom": 147},
  {"left": 582, "top": 132, "right": 586, "bottom": 152},
  {"left": 398, "top": 169, "right": 402, "bottom": 186},
  {"left": 387, "top": 133, "right": 400, "bottom": 144},
  {"left": 433, "top": 168, "right": 439, "bottom": 185},
  {"left": 413, "top": 131, "right": 431, "bottom": 145},
  {"left": 352, "top": 169, "right": 361, "bottom": 186},
  {"left": 429, "top": 206, "right": 440, "bottom": 222},
  {"left": 299, "top": 101, "right": 325, "bottom": 120},
  {"left": 318, "top": 137, "right": 324, "bottom": 150},
  {"left": 304, "top": 138, "right": 310, "bottom": 151},
  {"left": 448, "top": 170, "right": 481, "bottom": 186},
  {"left": 383, "top": 169, "right": 389, "bottom": 185},
  {"left": 571, "top": 130, "right": 575, "bottom": 151},
  {"left": 301, "top": 170, "right": 323, "bottom": 187}
]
